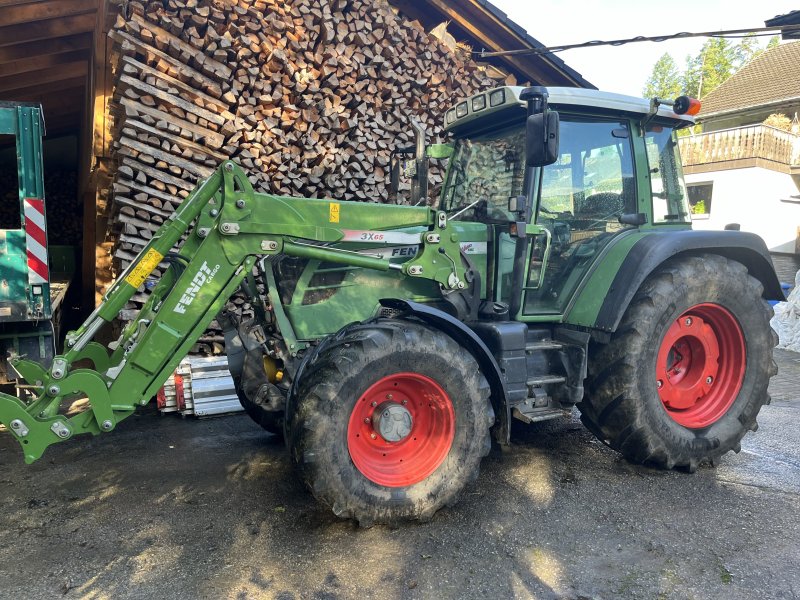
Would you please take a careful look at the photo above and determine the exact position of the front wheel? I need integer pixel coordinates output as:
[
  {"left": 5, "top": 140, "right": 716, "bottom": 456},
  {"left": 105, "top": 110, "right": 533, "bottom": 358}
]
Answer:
[
  {"left": 579, "top": 254, "right": 778, "bottom": 471},
  {"left": 286, "top": 319, "right": 494, "bottom": 525}
]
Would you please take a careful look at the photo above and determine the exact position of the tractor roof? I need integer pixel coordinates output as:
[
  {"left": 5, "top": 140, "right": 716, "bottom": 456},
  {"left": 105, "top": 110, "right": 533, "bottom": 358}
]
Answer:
[{"left": 444, "top": 86, "right": 696, "bottom": 133}]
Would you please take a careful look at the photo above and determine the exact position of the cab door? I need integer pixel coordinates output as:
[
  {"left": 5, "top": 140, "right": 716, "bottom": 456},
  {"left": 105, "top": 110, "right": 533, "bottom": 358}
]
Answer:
[{"left": 522, "top": 115, "right": 637, "bottom": 316}]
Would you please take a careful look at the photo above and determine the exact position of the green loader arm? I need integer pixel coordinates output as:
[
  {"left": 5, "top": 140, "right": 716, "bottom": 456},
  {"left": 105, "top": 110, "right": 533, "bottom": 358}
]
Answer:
[{"left": 0, "top": 161, "right": 470, "bottom": 463}]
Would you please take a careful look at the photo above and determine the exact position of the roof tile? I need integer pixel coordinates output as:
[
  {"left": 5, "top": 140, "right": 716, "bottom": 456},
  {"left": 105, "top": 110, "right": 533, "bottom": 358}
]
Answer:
[{"left": 699, "top": 41, "right": 800, "bottom": 117}]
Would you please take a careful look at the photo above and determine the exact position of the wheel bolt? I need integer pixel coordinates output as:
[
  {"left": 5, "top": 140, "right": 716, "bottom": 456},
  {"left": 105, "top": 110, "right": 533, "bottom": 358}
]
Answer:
[
  {"left": 386, "top": 393, "right": 393, "bottom": 400},
  {"left": 401, "top": 399, "right": 407, "bottom": 405},
  {"left": 685, "top": 317, "right": 693, "bottom": 326},
  {"left": 371, "top": 401, "right": 377, "bottom": 407},
  {"left": 657, "top": 380, "right": 663, "bottom": 388},
  {"left": 706, "top": 376, "right": 713, "bottom": 384},
  {"left": 370, "top": 433, "right": 377, "bottom": 439},
  {"left": 364, "top": 417, "right": 370, "bottom": 424}
]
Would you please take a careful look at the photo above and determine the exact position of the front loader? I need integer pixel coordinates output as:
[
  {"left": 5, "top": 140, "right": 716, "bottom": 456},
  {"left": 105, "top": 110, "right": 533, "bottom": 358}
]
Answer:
[{"left": 0, "top": 87, "right": 783, "bottom": 525}]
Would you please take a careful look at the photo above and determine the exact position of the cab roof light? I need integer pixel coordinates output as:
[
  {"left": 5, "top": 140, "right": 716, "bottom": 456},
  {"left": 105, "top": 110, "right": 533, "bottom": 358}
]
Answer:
[
  {"left": 673, "top": 96, "right": 701, "bottom": 116},
  {"left": 445, "top": 109, "right": 456, "bottom": 124},
  {"left": 489, "top": 89, "right": 505, "bottom": 107},
  {"left": 455, "top": 102, "right": 468, "bottom": 118},
  {"left": 472, "top": 94, "right": 486, "bottom": 111}
]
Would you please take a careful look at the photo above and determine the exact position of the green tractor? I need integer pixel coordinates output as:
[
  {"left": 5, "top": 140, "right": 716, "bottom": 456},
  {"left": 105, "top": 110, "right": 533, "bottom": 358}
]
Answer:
[{"left": 0, "top": 87, "right": 781, "bottom": 525}]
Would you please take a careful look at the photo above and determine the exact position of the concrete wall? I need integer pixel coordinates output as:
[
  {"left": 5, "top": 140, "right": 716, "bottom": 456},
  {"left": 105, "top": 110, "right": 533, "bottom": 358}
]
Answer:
[{"left": 685, "top": 166, "right": 800, "bottom": 254}]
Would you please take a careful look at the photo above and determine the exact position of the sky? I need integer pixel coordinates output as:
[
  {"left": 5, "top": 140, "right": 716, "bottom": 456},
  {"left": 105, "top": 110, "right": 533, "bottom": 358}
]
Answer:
[{"left": 489, "top": 0, "right": 798, "bottom": 96}]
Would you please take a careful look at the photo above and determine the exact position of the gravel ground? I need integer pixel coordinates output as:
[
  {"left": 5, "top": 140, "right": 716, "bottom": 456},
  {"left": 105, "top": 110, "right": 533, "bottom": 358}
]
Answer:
[{"left": 0, "top": 349, "right": 798, "bottom": 600}]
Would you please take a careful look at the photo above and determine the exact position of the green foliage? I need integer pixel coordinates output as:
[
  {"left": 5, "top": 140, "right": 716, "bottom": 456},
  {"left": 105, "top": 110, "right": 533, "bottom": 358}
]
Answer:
[
  {"left": 643, "top": 34, "right": 777, "bottom": 101},
  {"left": 767, "top": 35, "right": 780, "bottom": 50},
  {"left": 691, "top": 199, "right": 706, "bottom": 214},
  {"left": 733, "top": 33, "right": 763, "bottom": 69},
  {"left": 642, "top": 53, "right": 682, "bottom": 99},
  {"left": 682, "top": 38, "right": 735, "bottom": 99}
]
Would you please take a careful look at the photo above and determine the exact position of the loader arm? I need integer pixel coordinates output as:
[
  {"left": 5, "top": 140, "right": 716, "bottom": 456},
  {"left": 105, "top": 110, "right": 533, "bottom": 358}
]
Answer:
[{"left": 0, "top": 161, "right": 471, "bottom": 463}]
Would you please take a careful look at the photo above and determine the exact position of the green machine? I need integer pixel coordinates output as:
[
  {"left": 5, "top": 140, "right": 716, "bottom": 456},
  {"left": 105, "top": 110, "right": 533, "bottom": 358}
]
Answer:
[
  {"left": 0, "top": 87, "right": 783, "bottom": 525},
  {"left": 0, "top": 102, "right": 69, "bottom": 387}
]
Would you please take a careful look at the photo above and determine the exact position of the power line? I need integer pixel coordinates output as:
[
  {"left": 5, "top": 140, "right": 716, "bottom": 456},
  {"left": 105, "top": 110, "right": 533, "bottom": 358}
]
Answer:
[{"left": 476, "top": 23, "right": 800, "bottom": 58}]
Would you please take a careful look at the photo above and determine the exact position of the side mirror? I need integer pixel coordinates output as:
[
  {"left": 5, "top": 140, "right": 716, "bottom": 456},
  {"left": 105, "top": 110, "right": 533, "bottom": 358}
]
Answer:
[{"left": 526, "top": 111, "right": 560, "bottom": 167}]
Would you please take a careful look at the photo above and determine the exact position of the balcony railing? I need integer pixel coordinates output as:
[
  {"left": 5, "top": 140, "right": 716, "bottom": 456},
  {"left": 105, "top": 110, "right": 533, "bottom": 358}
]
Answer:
[{"left": 679, "top": 124, "right": 800, "bottom": 170}]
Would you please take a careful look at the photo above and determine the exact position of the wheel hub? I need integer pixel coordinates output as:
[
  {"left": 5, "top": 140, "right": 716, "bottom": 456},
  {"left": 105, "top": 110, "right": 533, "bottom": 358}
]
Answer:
[
  {"left": 656, "top": 303, "right": 745, "bottom": 429},
  {"left": 347, "top": 372, "right": 455, "bottom": 487},
  {"left": 373, "top": 401, "right": 413, "bottom": 442}
]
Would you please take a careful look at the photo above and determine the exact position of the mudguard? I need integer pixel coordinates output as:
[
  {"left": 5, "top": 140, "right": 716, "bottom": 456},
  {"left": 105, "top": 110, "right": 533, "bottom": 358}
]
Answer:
[{"left": 594, "top": 230, "right": 784, "bottom": 332}]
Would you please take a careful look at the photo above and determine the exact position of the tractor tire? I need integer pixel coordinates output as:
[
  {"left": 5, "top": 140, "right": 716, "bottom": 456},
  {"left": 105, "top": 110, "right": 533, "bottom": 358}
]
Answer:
[
  {"left": 578, "top": 254, "right": 778, "bottom": 471},
  {"left": 234, "top": 347, "right": 284, "bottom": 435},
  {"left": 286, "top": 319, "right": 494, "bottom": 526}
]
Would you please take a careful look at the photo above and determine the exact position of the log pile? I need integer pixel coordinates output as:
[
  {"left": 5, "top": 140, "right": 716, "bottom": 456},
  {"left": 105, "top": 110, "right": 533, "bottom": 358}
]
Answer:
[{"left": 104, "top": 0, "right": 515, "bottom": 353}]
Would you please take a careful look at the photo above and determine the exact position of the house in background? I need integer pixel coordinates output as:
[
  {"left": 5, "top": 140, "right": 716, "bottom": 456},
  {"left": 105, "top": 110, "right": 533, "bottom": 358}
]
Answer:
[{"left": 678, "top": 35, "right": 800, "bottom": 282}]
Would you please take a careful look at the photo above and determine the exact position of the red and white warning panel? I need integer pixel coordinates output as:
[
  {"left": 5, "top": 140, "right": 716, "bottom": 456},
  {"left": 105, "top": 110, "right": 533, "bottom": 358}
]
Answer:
[{"left": 23, "top": 197, "right": 49, "bottom": 285}]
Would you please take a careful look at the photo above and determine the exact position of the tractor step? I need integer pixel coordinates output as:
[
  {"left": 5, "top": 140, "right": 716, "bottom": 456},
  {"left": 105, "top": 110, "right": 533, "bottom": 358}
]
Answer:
[
  {"left": 511, "top": 405, "right": 568, "bottom": 424},
  {"left": 525, "top": 340, "right": 563, "bottom": 352},
  {"left": 526, "top": 374, "right": 566, "bottom": 386}
]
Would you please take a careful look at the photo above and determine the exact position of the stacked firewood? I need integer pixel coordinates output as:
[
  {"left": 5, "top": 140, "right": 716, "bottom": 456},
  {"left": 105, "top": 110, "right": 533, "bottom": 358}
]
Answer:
[{"left": 105, "top": 0, "right": 514, "bottom": 353}]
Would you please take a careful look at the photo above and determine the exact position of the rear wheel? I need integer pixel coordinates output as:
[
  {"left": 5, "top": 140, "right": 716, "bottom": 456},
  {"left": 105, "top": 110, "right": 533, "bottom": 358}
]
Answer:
[
  {"left": 579, "top": 254, "right": 777, "bottom": 470},
  {"left": 287, "top": 319, "right": 494, "bottom": 525}
]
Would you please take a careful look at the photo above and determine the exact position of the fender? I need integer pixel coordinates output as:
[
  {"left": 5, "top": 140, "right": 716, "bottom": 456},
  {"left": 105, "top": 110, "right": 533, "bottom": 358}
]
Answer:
[
  {"left": 593, "top": 230, "right": 784, "bottom": 332},
  {"left": 379, "top": 298, "right": 511, "bottom": 444}
]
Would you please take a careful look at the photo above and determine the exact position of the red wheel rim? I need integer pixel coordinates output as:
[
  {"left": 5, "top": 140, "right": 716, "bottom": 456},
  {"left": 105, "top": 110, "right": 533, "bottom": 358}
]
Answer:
[
  {"left": 656, "top": 303, "right": 745, "bottom": 428},
  {"left": 347, "top": 372, "right": 455, "bottom": 487}
]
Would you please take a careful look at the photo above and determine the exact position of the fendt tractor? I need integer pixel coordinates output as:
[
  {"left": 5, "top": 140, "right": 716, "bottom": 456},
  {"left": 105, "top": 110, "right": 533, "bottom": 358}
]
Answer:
[{"left": 0, "top": 87, "right": 782, "bottom": 525}]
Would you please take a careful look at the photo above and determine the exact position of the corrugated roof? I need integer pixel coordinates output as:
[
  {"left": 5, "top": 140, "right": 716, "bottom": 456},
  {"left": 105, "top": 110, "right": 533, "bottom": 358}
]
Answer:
[{"left": 699, "top": 41, "right": 800, "bottom": 118}]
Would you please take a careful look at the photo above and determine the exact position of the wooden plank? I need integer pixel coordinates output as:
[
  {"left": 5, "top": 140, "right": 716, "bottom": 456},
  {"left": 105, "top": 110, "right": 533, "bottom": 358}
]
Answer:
[
  {"left": 0, "top": 0, "right": 96, "bottom": 28},
  {"left": 117, "top": 136, "right": 213, "bottom": 178},
  {"left": 0, "top": 76, "right": 86, "bottom": 100},
  {"left": 123, "top": 118, "right": 228, "bottom": 162},
  {"left": 119, "top": 155, "right": 196, "bottom": 191},
  {"left": 0, "top": 13, "right": 96, "bottom": 47},
  {"left": 116, "top": 74, "right": 225, "bottom": 126},
  {"left": 120, "top": 56, "right": 230, "bottom": 114},
  {"left": 118, "top": 96, "right": 225, "bottom": 148},
  {"left": 112, "top": 186, "right": 174, "bottom": 217},
  {"left": 0, "top": 48, "right": 90, "bottom": 78},
  {"left": 0, "top": 32, "right": 91, "bottom": 64},
  {"left": 0, "top": 61, "right": 87, "bottom": 92},
  {"left": 109, "top": 29, "right": 222, "bottom": 98}
]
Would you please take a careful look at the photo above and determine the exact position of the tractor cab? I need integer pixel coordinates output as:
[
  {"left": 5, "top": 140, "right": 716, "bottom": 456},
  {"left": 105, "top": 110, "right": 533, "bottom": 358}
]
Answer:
[{"left": 439, "top": 86, "right": 698, "bottom": 320}]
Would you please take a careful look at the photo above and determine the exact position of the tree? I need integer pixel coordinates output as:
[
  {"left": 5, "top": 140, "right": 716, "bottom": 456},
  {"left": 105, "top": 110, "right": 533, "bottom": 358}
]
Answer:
[
  {"left": 642, "top": 53, "right": 682, "bottom": 99},
  {"left": 643, "top": 35, "right": 779, "bottom": 102},
  {"left": 734, "top": 33, "right": 763, "bottom": 69},
  {"left": 767, "top": 35, "right": 780, "bottom": 50},
  {"left": 682, "top": 38, "right": 736, "bottom": 99}
]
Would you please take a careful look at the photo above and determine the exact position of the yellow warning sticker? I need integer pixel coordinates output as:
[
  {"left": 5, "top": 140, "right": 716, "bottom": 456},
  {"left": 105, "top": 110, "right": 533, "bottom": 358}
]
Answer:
[
  {"left": 329, "top": 202, "right": 340, "bottom": 223},
  {"left": 125, "top": 248, "right": 164, "bottom": 289}
]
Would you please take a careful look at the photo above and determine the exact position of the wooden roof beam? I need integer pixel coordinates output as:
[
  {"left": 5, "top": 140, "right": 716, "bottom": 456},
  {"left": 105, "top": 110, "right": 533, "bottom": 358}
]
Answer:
[
  {"left": 0, "top": 32, "right": 92, "bottom": 64},
  {"left": 0, "top": 61, "right": 88, "bottom": 94},
  {"left": 0, "top": 76, "right": 86, "bottom": 101},
  {"left": 0, "top": 0, "right": 97, "bottom": 27},
  {"left": 0, "top": 13, "right": 96, "bottom": 47},
  {"left": 0, "top": 48, "right": 91, "bottom": 78}
]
